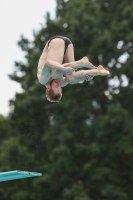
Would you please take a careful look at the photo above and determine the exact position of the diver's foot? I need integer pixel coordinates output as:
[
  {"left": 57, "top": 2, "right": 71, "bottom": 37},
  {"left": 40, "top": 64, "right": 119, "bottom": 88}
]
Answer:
[
  {"left": 81, "top": 56, "right": 97, "bottom": 69},
  {"left": 97, "top": 65, "right": 110, "bottom": 75}
]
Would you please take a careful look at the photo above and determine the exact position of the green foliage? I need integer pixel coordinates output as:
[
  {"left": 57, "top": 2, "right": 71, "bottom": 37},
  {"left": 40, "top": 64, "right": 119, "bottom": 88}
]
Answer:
[
  {"left": 0, "top": 115, "right": 10, "bottom": 142},
  {"left": 0, "top": 0, "right": 133, "bottom": 199}
]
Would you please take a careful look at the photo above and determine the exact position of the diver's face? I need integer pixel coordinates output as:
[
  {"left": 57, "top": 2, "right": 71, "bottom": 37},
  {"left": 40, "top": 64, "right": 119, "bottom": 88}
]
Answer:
[{"left": 50, "top": 79, "right": 62, "bottom": 94}]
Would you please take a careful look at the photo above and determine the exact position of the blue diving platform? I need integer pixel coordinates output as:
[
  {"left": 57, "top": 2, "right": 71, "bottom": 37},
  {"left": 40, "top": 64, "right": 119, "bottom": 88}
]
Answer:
[{"left": 0, "top": 170, "right": 42, "bottom": 182}]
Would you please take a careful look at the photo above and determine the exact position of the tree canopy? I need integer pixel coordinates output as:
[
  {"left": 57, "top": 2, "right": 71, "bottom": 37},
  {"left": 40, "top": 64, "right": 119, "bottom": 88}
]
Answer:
[{"left": 0, "top": 0, "right": 133, "bottom": 199}]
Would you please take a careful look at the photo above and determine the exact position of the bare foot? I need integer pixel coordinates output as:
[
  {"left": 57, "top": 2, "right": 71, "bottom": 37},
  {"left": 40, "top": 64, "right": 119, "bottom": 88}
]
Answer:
[
  {"left": 97, "top": 65, "right": 110, "bottom": 75},
  {"left": 81, "top": 56, "right": 97, "bottom": 69}
]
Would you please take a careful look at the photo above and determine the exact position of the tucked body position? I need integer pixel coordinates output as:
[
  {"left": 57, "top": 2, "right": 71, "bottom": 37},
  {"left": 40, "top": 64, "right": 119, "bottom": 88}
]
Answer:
[{"left": 37, "top": 35, "right": 110, "bottom": 102}]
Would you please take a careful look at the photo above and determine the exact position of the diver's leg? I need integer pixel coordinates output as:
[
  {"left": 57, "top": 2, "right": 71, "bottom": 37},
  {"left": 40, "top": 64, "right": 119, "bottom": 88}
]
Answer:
[{"left": 64, "top": 45, "right": 97, "bottom": 69}]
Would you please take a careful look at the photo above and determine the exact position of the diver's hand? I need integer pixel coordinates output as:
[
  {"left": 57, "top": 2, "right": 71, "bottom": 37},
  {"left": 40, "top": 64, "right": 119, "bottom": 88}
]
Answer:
[
  {"left": 64, "top": 67, "right": 75, "bottom": 75},
  {"left": 85, "top": 74, "right": 93, "bottom": 81}
]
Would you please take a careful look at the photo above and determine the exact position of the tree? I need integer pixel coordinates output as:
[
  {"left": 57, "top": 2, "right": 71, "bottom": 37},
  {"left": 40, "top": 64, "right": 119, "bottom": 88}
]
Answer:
[{"left": 0, "top": 0, "right": 133, "bottom": 199}]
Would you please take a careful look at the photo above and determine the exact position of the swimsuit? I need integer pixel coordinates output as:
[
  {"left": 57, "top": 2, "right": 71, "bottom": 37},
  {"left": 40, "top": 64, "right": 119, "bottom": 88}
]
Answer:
[{"left": 47, "top": 35, "right": 72, "bottom": 54}]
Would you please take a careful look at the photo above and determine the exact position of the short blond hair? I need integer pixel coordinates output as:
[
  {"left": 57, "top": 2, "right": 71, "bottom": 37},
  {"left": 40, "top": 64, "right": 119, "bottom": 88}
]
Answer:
[{"left": 46, "top": 88, "right": 62, "bottom": 102}]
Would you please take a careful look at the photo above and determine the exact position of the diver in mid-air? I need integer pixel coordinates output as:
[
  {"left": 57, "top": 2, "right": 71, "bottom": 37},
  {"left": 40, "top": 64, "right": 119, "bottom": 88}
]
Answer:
[{"left": 37, "top": 35, "right": 110, "bottom": 102}]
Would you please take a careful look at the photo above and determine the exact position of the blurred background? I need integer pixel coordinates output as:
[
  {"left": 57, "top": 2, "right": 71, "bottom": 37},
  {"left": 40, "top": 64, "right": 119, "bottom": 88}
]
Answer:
[
  {"left": 0, "top": 0, "right": 133, "bottom": 199},
  {"left": 0, "top": 0, "right": 56, "bottom": 116}
]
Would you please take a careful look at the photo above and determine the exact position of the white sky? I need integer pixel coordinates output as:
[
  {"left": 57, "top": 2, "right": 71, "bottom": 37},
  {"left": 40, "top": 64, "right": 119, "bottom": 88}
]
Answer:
[{"left": 0, "top": 0, "right": 56, "bottom": 116}]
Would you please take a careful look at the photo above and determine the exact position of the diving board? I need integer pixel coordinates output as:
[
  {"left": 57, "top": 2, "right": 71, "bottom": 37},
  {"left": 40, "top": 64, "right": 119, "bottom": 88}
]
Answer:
[{"left": 0, "top": 170, "right": 42, "bottom": 182}]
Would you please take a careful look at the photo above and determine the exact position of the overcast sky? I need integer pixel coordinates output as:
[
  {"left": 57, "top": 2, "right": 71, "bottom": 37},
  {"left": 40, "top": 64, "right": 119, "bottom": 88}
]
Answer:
[{"left": 0, "top": 0, "right": 56, "bottom": 116}]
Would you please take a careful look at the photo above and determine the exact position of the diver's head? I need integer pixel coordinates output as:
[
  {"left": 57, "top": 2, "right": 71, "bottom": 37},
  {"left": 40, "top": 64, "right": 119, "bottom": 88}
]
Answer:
[{"left": 46, "top": 79, "right": 62, "bottom": 102}]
